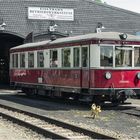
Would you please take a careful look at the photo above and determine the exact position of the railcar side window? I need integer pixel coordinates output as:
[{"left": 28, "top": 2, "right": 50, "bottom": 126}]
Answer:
[
  {"left": 73, "top": 48, "right": 80, "bottom": 67},
  {"left": 62, "top": 48, "right": 71, "bottom": 67},
  {"left": 134, "top": 47, "right": 140, "bottom": 67},
  {"left": 82, "top": 47, "right": 88, "bottom": 67},
  {"left": 100, "top": 46, "right": 113, "bottom": 67},
  {"left": 20, "top": 53, "right": 25, "bottom": 68},
  {"left": 28, "top": 52, "right": 34, "bottom": 68},
  {"left": 12, "top": 54, "right": 18, "bottom": 68},
  {"left": 50, "top": 50, "right": 58, "bottom": 67},
  {"left": 115, "top": 46, "right": 132, "bottom": 67},
  {"left": 12, "top": 54, "right": 14, "bottom": 68},
  {"left": 37, "top": 52, "right": 44, "bottom": 67}
]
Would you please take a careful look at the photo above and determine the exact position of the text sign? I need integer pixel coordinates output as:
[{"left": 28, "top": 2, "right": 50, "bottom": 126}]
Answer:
[{"left": 28, "top": 7, "right": 74, "bottom": 21}]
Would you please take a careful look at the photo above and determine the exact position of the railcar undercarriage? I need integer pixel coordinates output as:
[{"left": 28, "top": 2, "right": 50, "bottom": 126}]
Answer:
[{"left": 12, "top": 82, "right": 136, "bottom": 105}]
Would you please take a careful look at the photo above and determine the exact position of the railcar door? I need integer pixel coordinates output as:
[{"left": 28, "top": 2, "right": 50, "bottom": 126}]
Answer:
[{"left": 81, "top": 45, "right": 90, "bottom": 91}]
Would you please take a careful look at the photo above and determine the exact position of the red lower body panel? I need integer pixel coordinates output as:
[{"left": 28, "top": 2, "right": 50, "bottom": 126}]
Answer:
[{"left": 10, "top": 69, "right": 140, "bottom": 89}]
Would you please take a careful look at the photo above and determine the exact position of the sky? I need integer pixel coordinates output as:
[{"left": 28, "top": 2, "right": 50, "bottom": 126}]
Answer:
[{"left": 103, "top": 0, "right": 140, "bottom": 14}]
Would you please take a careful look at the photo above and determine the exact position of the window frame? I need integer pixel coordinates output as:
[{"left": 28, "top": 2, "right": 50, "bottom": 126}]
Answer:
[
  {"left": 134, "top": 46, "right": 140, "bottom": 67},
  {"left": 28, "top": 52, "right": 34, "bottom": 68},
  {"left": 81, "top": 45, "right": 89, "bottom": 68},
  {"left": 73, "top": 47, "right": 80, "bottom": 68},
  {"left": 50, "top": 49, "right": 58, "bottom": 68},
  {"left": 100, "top": 45, "right": 113, "bottom": 67},
  {"left": 115, "top": 46, "right": 133, "bottom": 67},
  {"left": 37, "top": 51, "right": 44, "bottom": 68},
  {"left": 62, "top": 48, "right": 71, "bottom": 68},
  {"left": 12, "top": 53, "right": 19, "bottom": 68},
  {"left": 20, "top": 53, "right": 25, "bottom": 68}
]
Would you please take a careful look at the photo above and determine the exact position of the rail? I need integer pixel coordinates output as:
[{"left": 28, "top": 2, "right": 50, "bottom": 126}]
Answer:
[{"left": 0, "top": 103, "right": 115, "bottom": 139}]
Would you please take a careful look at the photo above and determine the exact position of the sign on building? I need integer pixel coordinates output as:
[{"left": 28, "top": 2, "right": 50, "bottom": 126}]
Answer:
[{"left": 28, "top": 7, "right": 74, "bottom": 21}]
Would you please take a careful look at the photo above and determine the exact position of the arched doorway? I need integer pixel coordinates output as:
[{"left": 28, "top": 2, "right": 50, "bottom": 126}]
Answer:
[{"left": 0, "top": 31, "right": 24, "bottom": 86}]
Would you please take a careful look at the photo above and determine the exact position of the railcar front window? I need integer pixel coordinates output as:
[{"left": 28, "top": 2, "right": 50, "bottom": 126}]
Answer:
[
  {"left": 62, "top": 48, "right": 71, "bottom": 67},
  {"left": 28, "top": 52, "right": 34, "bottom": 68},
  {"left": 37, "top": 52, "right": 44, "bottom": 67},
  {"left": 134, "top": 47, "right": 140, "bottom": 67},
  {"left": 100, "top": 46, "right": 113, "bottom": 67},
  {"left": 115, "top": 47, "right": 132, "bottom": 67},
  {"left": 20, "top": 53, "right": 25, "bottom": 68}
]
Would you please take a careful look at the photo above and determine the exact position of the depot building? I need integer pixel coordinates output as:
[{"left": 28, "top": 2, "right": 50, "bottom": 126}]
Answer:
[{"left": 1, "top": 0, "right": 140, "bottom": 85}]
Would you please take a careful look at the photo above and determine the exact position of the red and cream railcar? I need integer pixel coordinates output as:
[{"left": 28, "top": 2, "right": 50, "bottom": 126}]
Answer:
[{"left": 10, "top": 32, "right": 140, "bottom": 103}]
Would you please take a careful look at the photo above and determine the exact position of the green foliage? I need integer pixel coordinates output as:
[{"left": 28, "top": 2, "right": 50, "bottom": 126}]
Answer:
[{"left": 94, "top": 0, "right": 103, "bottom": 3}]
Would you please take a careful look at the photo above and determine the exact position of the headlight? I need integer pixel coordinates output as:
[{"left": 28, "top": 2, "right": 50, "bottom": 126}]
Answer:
[
  {"left": 119, "top": 33, "right": 127, "bottom": 40},
  {"left": 105, "top": 72, "right": 112, "bottom": 80},
  {"left": 137, "top": 73, "right": 140, "bottom": 80}
]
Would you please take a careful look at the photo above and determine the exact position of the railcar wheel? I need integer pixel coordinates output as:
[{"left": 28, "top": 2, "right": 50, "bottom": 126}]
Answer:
[
  {"left": 136, "top": 94, "right": 140, "bottom": 99},
  {"left": 22, "top": 88, "right": 37, "bottom": 96},
  {"left": 111, "top": 99, "right": 120, "bottom": 106},
  {"left": 91, "top": 95, "right": 104, "bottom": 106},
  {"left": 110, "top": 90, "right": 128, "bottom": 105}
]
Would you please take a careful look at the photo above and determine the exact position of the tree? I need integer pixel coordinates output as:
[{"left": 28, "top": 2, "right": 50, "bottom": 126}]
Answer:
[{"left": 94, "top": 0, "right": 103, "bottom": 3}]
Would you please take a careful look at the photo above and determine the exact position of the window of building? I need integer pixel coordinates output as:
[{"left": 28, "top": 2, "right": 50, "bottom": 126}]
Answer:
[
  {"left": 12, "top": 53, "right": 18, "bottom": 68},
  {"left": 62, "top": 48, "right": 71, "bottom": 67},
  {"left": 100, "top": 46, "right": 113, "bottom": 67},
  {"left": 115, "top": 46, "right": 132, "bottom": 67},
  {"left": 28, "top": 52, "right": 34, "bottom": 68},
  {"left": 134, "top": 47, "right": 140, "bottom": 67},
  {"left": 82, "top": 47, "right": 88, "bottom": 67},
  {"left": 50, "top": 50, "right": 58, "bottom": 67},
  {"left": 20, "top": 53, "right": 25, "bottom": 68},
  {"left": 73, "top": 47, "right": 80, "bottom": 67},
  {"left": 37, "top": 51, "right": 44, "bottom": 67}
]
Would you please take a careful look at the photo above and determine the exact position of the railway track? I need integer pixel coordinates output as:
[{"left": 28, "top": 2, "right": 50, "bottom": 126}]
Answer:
[
  {"left": 121, "top": 108, "right": 140, "bottom": 117},
  {"left": 0, "top": 104, "right": 114, "bottom": 139}
]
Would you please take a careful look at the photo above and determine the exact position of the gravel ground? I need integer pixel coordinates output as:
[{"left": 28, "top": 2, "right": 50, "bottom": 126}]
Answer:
[
  {"left": 0, "top": 91, "right": 139, "bottom": 140},
  {"left": 0, "top": 116, "right": 47, "bottom": 140},
  {"left": 45, "top": 106, "right": 140, "bottom": 140}
]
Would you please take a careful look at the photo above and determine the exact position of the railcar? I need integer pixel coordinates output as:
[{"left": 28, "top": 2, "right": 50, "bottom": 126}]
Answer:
[{"left": 10, "top": 32, "right": 140, "bottom": 104}]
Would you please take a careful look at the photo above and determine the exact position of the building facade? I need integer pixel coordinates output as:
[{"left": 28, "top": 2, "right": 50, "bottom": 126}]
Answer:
[{"left": 0, "top": 0, "right": 140, "bottom": 84}]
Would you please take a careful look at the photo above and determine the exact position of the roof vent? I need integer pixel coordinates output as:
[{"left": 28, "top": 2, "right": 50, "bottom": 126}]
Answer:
[
  {"left": 119, "top": 33, "right": 127, "bottom": 40},
  {"left": 50, "top": 35, "right": 57, "bottom": 41},
  {"left": 95, "top": 22, "right": 105, "bottom": 33}
]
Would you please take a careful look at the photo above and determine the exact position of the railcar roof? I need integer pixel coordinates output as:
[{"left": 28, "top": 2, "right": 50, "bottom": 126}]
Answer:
[
  {"left": 50, "top": 32, "right": 140, "bottom": 44},
  {"left": 10, "top": 40, "right": 51, "bottom": 50},
  {"left": 11, "top": 32, "right": 140, "bottom": 50}
]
